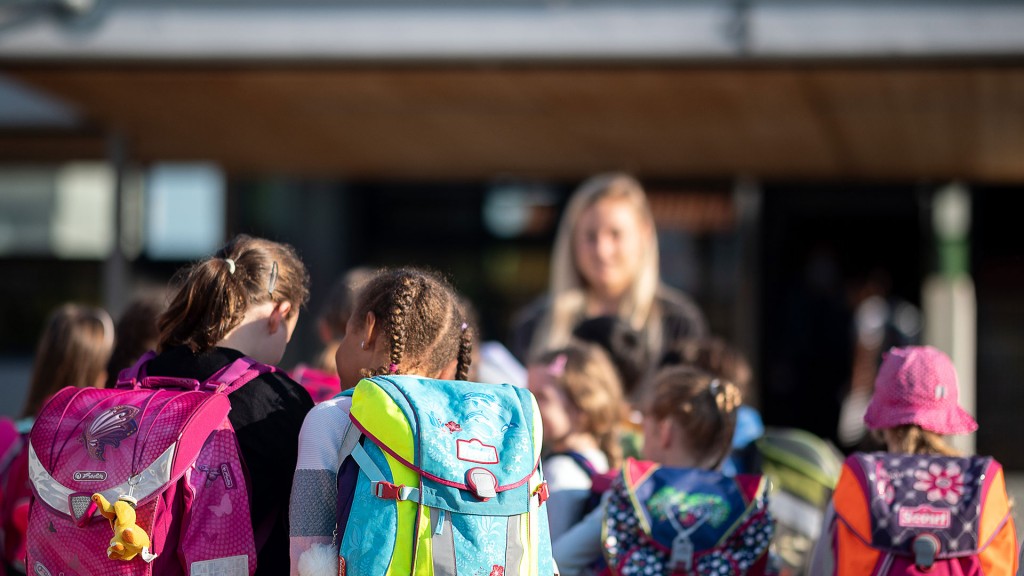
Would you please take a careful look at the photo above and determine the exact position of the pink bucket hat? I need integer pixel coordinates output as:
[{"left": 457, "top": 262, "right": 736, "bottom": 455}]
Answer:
[{"left": 864, "top": 346, "right": 977, "bottom": 435}]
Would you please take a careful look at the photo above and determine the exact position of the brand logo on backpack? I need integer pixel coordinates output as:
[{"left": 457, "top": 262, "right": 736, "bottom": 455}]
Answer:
[
  {"left": 73, "top": 471, "right": 107, "bottom": 481},
  {"left": 898, "top": 505, "right": 952, "bottom": 529},
  {"left": 80, "top": 405, "right": 140, "bottom": 461},
  {"left": 457, "top": 439, "right": 499, "bottom": 464},
  {"left": 33, "top": 561, "right": 52, "bottom": 576}
]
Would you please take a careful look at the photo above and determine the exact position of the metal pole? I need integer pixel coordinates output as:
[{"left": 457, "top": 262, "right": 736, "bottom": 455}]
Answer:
[{"left": 102, "top": 133, "right": 129, "bottom": 319}]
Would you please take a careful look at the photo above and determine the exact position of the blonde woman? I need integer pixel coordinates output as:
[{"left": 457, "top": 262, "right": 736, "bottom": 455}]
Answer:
[{"left": 510, "top": 172, "right": 706, "bottom": 390}]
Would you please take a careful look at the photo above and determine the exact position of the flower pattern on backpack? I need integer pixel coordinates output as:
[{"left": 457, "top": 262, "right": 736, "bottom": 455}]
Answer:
[
  {"left": 856, "top": 453, "right": 988, "bottom": 555},
  {"left": 913, "top": 461, "right": 964, "bottom": 505},
  {"left": 602, "top": 463, "right": 773, "bottom": 576}
]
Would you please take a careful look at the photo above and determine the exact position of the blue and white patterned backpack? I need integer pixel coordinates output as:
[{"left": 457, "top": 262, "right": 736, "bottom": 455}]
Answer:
[{"left": 335, "top": 375, "right": 555, "bottom": 575}]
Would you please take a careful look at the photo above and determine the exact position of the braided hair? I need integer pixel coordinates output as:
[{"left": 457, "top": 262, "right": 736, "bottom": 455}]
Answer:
[{"left": 353, "top": 267, "right": 472, "bottom": 381}]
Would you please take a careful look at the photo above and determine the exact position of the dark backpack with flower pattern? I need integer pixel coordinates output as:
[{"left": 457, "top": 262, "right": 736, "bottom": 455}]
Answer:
[
  {"left": 601, "top": 458, "right": 775, "bottom": 575},
  {"left": 830, "top": 452, "right": 1018, "bottom": 575}
]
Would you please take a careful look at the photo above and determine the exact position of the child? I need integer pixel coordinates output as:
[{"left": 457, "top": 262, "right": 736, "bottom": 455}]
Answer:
[
  {"left": 289, "top": 267, "right": 473, "bottom": 573},
  {"left": 143, "top": 233, "right": 313, "bottom": 575},
  {"left": 809, "top": 346, "right": 1018, "bottom": 575},
  {"left": 20, "top": 304, "right": 115, "bottom": 420},
  {"left": 291, "top": 267, "right": 372, "bottom": 402},
  {"left": 528, "top": 341, "right": 623, "bottom": 541},
  {"left": 2, "top": 303, "right": 114, "bottom": 575},
  {"left": 554, "top": 365, "right": 775, "bottom": 575},
  {"left": 664, "top": 337, "right": 842, "bottom": 576},
  {"left": 104, "top": 293, "right": 167, "bottom": 388},
  {"left": 660, "top": 336, "right": 761, "bottom": 475}
]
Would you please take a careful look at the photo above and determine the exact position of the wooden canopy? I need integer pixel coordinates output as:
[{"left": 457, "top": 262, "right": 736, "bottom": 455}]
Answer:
[{"left": 3, "top": 64, "right": 1023, "bottom": 181}]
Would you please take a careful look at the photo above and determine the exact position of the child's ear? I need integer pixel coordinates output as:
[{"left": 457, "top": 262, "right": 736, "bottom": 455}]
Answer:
[
  {"left": 656, "top": 417, "right": 676, "bottom": 451},
  {"left": 268, "top": 301, "right": 293, "bottom": 334},
  {"left": 362, "top": 311, "right": 378, "bottom": 349}
]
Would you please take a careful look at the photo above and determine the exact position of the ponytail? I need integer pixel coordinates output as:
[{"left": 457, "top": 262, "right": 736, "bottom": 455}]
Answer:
[
  {"left": 648, "top": 366, "right": 741, "bottom": 470},
  {"left": 158, "top": 234, "right": 309, "bottom": 353},
  {"left": 598, "top": 427, "right": 623, "bottom": 470}
]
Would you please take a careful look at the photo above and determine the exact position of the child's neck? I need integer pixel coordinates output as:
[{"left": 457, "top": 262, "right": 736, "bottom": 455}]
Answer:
[{"left": 657, "top": 450, "right": 705, "bottom": 469}]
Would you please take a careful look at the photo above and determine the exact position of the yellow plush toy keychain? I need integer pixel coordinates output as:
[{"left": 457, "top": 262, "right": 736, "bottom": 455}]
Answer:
[{"left": 91, "top": 493, "right": 159, "bottom": 563}]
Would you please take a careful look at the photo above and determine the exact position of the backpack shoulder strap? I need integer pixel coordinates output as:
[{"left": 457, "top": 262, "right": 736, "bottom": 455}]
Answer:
[
  {"left": 202, "top": 357, "right": 277, "bottom": 394},
  {"left": 554, "top": 451, "right": 599, "bottom": 479},
  {"left": 831, "top": 454, "right": 873, "bottom": 538},
  {"left": 977, "top": 458, "right": 1018, "bottom": 574}
]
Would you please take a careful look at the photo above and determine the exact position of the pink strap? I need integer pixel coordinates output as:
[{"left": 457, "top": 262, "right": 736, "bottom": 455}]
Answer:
[
  {"left": 201, "top": 358, "right": 276, "bottom": 394},
  {"left": 115, "top": 350, "right": 158, "bottom": 389},
  {"left": 116, "top": 351, "right": 275, "bottom": 395}
]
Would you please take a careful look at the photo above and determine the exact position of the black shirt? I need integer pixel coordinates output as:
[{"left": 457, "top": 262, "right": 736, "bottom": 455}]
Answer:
[
  {"left": 146, "top": 346, "right": 314, "bottom": 576},
  {"left": 508, "top": 284, "right": 708, "bottom": 365}
]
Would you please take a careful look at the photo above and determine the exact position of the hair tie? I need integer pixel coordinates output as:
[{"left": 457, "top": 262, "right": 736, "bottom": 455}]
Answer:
[
  {"left": 224, "top": 258, "right": 236, "bottom": 275},
  {"left": 388, "top": 363, "right": 399, "bottom": 374},
  {"left": 547, "top": 354, "right": 568, "bottom": 378},
  {"left": 709, "top": 378, "right": 722, "bottom": 396},
  {"left": 461, "top": 322, "right": 468, "bottom": 332}
]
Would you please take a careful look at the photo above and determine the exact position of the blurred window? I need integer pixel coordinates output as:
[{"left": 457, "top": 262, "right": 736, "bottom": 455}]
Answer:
[
  {"left": 145, "top": 163, "right": 225, "bottom": 260},
  {"left": 0, "top": 163, "right": 114, "bottom": 259}
]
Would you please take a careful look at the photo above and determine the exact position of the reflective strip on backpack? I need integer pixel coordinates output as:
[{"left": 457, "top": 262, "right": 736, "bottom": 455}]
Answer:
[
  {"left": 505, "top": 514, "right": 525, "bottom": 574},
  {"left": 430, "top": 508, "right": 456, "bottom": 576},
  {"left": 27, "top": 441, "right": 176, "bottom": 516}
]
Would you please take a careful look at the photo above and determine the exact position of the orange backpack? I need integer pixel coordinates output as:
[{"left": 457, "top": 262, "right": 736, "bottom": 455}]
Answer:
[{"left": 831, "top": 452, "right": 1017, "bottom": 575}]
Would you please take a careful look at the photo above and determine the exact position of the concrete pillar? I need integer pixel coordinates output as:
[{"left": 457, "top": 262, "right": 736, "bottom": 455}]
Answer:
[{"left": 921, "top": 183, "right": 976, "bottom": 454}]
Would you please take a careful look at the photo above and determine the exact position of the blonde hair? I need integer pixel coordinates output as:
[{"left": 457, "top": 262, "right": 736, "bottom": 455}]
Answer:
[
  {"left": 534, "top": 341, "right": 624, "bottom": 469},
  {"left": 22, "top": 304, "right": 115, "bottom": 418},
  {"left": 880, "top": 425, "right": 961, "bottom": 457},
  {"left": 646, "top": 366, "right": 742, "bottom": 470},
  {"left": 531, "top": 173, "right": 661, "bottom": 359}
]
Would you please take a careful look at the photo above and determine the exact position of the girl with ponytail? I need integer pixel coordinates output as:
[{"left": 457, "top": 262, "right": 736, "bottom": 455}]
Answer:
[
  {"left": 554, "top": 366, "right": 776, "bottom": 576},
  {"left": 145, "top": 234, "right": 313, "bottom": 575},
  {"left": 527, "top": 341, "right": 623, "bottom": 541}
]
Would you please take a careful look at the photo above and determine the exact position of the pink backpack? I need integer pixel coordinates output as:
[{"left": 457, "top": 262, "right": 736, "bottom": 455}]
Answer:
[
  {"left": 25, "top": 352, "right": 273, "bottom": 576},
  {"left": 0, "top": 418, "right": 29, "bottom": 575}
]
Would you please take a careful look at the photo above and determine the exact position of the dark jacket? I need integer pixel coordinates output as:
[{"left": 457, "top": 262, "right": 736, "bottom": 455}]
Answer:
[
  {"left": 508, "top": 284, "right": 707, "bottom": 365},
  {"left": 146, "top": 346, "right": 314, "bottom": 576}
]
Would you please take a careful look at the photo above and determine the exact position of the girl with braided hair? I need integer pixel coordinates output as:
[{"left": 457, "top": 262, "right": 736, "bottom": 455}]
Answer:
[
  {"left": 288, "top": 267, "right": 474, "bottom": 574},
  {"left": 553, "top": 366, "right": 777, "bottom": 576}
]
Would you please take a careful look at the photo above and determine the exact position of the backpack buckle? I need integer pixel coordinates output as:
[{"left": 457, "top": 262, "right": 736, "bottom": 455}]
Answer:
[
  {"left": 373, "top": 481, "right": 403, "bottom": 499},
  {"left": 533, "top": 482, "right": 550, "bottom": 506},
  {"left": 371, "top": 481, "right": 418, "bottom": 501}
]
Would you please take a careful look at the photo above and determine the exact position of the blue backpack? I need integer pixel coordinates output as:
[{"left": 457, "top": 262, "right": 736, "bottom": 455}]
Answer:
[
  {"left": 335, "top": 375, "right": 555, "bottom": 575},
  {"left": 602, "top": 459, "right": 775, "bottom": 575}
]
